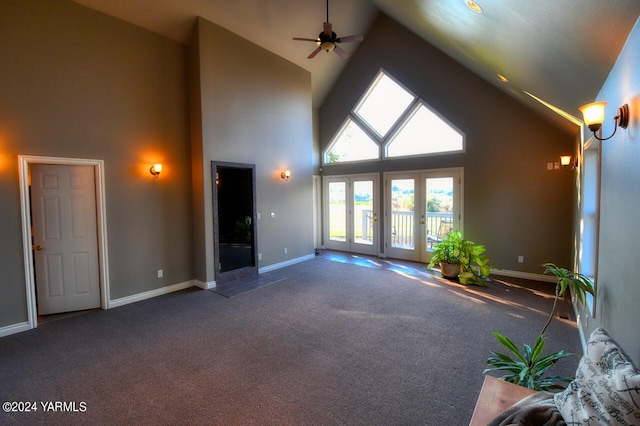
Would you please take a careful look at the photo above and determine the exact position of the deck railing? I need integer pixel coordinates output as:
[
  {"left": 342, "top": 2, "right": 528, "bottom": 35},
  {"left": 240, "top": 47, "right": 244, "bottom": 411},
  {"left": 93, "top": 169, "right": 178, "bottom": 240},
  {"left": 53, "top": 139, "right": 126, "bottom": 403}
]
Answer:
[{"left": 360, "top": 210, "right": 453, "bottom": 248}]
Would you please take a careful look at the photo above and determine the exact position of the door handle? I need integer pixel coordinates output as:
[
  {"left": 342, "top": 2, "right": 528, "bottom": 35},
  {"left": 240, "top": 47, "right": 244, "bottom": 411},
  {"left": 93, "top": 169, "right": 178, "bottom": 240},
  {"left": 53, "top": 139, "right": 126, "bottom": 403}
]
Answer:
[{"left": 33, "top": 245, "right": 44, "bottom": 251}]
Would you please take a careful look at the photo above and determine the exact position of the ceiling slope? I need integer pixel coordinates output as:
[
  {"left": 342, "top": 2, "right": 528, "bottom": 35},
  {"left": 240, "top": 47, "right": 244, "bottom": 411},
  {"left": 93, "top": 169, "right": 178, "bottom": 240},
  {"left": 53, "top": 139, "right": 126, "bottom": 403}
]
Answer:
[{"left": 72, "top": 0, "right": 640, "bottom": 130}]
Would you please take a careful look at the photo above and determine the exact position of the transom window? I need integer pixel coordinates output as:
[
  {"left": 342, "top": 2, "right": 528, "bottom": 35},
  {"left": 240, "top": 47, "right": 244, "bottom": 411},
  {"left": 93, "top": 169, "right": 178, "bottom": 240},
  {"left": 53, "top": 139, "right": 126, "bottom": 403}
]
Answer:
[{"left": 323, "top": 69, "right": 465, "bottom": 165}]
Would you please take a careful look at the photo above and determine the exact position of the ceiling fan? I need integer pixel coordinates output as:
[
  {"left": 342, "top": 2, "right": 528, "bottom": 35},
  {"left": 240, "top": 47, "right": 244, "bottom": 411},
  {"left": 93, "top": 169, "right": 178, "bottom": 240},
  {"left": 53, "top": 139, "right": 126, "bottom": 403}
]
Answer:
[{"left": 292, "top": 0, "right": 364, "bottom": 59}]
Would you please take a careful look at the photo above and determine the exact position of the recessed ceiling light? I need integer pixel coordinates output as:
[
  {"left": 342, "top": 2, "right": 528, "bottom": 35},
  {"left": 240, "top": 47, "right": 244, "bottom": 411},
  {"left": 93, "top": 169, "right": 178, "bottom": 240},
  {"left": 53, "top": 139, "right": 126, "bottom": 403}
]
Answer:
[
  {"left": 466, "top": 0, "right": 483, "bottom": 13},
  {"left": 497, "top": 74, "right": 509, "bottom": 83}
]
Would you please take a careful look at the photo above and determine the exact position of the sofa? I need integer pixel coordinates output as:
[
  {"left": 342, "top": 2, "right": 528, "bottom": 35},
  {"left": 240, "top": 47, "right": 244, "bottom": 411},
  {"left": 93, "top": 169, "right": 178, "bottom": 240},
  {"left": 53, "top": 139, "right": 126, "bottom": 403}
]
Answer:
[{"left": 488, "top": 328, "right": 640, "bottom": 426}]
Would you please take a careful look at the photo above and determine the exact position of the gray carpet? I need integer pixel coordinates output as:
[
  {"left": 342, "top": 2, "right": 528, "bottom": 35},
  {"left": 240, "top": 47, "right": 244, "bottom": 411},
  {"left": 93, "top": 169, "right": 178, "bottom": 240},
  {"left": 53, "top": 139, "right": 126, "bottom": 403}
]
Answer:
[
  {"left": 211, "top": 274, "right": 287, "bottom": 298},
  {"left": 0, "top": 256, "right": 581, "bottom": 425}
]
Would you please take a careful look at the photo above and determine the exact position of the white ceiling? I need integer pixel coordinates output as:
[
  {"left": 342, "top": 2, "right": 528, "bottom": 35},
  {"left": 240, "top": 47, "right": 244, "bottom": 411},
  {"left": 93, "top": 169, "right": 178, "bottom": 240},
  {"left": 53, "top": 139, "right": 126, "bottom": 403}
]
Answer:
[{"left": 72, "top": 0, "right": 640, "bottom": 131}]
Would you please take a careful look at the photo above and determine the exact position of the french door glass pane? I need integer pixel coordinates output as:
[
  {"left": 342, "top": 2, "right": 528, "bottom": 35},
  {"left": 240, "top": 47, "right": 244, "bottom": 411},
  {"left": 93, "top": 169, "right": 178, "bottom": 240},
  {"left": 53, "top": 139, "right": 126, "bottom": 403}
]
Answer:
[
  {"left": 329, "top": 181, "right": 347, "bottom": 242},
  {"left": 353, "top": 180, "right": 374, "bottom": 246},
  {"left": 391, "top": 179, "right": 415, "bottom": 249},
  {"left": 425, "top": 177, "right": 454, "bottom": 252}
]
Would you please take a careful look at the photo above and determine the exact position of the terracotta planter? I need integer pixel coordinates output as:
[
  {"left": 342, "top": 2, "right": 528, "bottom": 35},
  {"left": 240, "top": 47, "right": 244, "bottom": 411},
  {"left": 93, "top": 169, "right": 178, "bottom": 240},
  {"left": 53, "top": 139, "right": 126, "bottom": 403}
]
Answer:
[{"left": 440, "top": 262, "right": 460, "bottom": 278}]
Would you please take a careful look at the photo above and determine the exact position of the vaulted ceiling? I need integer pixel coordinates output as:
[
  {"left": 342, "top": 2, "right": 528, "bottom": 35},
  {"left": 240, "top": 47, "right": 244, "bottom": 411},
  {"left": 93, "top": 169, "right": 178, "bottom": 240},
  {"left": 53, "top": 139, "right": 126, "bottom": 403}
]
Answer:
[{"left": 72, "top": 0, "right": 640, "bottom": 133}]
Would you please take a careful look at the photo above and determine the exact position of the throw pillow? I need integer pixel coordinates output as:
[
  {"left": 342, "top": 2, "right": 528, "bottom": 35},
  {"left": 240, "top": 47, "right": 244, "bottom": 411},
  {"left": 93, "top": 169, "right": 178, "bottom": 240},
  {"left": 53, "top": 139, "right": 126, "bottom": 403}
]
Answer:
[{"left": 554, "top": 328, "right": 640, "bottom": 425}]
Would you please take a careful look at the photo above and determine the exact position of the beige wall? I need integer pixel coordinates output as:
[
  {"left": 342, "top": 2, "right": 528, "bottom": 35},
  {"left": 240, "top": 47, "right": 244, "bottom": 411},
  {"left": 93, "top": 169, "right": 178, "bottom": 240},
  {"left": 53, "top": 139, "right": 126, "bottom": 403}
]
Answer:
[{"left": 320, "top": 14, "right": 577, "bottom": 274}]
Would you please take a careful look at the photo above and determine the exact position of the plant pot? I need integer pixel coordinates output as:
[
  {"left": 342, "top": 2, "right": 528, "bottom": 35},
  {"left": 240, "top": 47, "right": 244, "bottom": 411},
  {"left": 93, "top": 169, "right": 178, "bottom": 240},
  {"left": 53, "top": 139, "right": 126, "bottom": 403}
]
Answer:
[{"left": 440, "top": 262, "right": 460, "bottom": 278}]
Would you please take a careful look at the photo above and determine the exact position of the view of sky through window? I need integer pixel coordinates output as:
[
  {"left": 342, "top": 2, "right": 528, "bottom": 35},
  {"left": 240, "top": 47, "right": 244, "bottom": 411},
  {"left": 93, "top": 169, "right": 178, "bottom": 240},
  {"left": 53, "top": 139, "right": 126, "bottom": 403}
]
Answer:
[
  {"left": 354, "top": 73, "right": 415, "bottom": 137},
  {"left": 323, "top": 70, "right": 464, "bottom": 165}
]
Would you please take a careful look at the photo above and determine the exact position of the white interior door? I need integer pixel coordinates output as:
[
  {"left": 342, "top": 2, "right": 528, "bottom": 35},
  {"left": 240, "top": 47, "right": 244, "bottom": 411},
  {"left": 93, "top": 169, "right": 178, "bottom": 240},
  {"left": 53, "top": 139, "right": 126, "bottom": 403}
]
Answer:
[
  {"left": 385, "top": 168, "right": 462, "bottom": 262},
  {"left": 31, "top": 164, "right": 101, "bottom": 315},
  {"left": 323, "top": 174, "right": 379, "bottom": 256}
]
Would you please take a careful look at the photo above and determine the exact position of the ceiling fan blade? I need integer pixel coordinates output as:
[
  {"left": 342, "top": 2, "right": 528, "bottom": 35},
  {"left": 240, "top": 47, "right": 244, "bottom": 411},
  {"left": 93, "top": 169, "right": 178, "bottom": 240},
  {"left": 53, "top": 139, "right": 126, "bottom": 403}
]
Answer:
[
  {"left": 293, "top": 37, "right": 320, "bottom": 42},
  {"left": 308, "top": 47, "right": 322, "bottom": 59},
  {"left": 323, "top": 22, "right": 332, "bottom": 38},
  {"left": 336, "top": 34, "right": 363, "bottom": 43},
  {"left": 333, "top": 45, "right": 349, "bottom": 59}
]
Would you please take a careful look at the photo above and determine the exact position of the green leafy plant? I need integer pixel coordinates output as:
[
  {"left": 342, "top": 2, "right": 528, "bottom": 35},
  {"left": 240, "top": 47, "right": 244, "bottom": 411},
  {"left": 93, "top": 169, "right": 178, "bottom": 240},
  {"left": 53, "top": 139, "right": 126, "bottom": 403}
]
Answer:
[
  {"left": 540, "top": 262, "right": 594, "bottom": 336},
  {"left": 427, "top": 230, "right": 492, "bottom": 286},
  {"left": 428, "top": 229, "right": 464, "bottom": 265},
  {"left": 484, "top": 332, "right": 574, "bottom": 391},
  {"left": 485, "top": 263, "right": 594, "bottom": 390}
]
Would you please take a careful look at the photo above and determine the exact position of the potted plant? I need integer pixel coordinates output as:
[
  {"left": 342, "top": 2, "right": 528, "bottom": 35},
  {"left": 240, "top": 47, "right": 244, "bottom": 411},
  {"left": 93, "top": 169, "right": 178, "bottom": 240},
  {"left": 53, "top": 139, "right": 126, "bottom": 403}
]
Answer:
[
  {"left": 484, "top": 263, "right": 594, "bottom": 390},
  {"left": 427, "top": 230, "right": 492, "bottom": 285}
]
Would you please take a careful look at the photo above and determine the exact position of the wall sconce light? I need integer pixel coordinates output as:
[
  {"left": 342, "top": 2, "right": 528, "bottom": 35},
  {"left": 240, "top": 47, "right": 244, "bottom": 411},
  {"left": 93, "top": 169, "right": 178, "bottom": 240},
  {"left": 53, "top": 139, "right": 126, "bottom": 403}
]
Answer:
[
  {"left": 579, "top": 101, "right": 629, "bottom": 141},
  {"left": 150, "top": 163, "right": 163, "bottom": 179},
  {"left": 560, "top": 155, "right": 577, "bottom": 170},
  {"left": 281, "top": 170, "right": 291, "bottom": 181}
]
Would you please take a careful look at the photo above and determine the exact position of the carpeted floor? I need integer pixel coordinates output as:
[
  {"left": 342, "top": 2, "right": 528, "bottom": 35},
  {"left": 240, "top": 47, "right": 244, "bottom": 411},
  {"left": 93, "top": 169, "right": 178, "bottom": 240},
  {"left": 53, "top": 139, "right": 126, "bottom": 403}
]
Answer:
[
  {"left": 210, "top": 274, "right": 287, "bottom": 298},
  {"left": 0, "top": 254, "right": 581, "bottom": 425}
]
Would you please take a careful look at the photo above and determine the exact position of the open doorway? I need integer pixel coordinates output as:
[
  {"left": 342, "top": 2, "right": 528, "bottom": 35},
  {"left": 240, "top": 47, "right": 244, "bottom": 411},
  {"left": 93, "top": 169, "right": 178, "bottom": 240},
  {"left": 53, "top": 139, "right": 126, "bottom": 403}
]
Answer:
[{"left": 212, "top": 161, "right": 258, "bottom": 284}]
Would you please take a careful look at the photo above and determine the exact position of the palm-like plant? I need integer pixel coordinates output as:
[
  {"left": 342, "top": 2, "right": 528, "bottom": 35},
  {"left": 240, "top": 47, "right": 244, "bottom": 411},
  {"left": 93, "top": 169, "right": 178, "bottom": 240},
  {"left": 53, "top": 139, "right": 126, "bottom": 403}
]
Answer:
[
  {"left": 485, "top": 263, "right": 594, "bottom": 391},
  {"left": 539, "top": 262, "right": 594, "bottom": 336},
  {"left": 484, "top": 332, "right": 574, "bottom": 391}
]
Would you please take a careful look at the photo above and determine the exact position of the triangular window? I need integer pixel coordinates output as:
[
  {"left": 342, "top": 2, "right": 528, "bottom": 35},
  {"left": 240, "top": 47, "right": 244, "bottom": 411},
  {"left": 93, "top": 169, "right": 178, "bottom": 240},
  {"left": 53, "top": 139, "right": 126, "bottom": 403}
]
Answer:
[
  {"left": 323, "top": 118, "right": 379, "bottom": 164},
  {"left": 322, "top": 69, "right": 464, "bottom": 165},
  {"left": 354, "top": 73, "right": 415, "bottom": 138},
  {"left": 386, "top": 102, "right": 464, "bottom": 158}
]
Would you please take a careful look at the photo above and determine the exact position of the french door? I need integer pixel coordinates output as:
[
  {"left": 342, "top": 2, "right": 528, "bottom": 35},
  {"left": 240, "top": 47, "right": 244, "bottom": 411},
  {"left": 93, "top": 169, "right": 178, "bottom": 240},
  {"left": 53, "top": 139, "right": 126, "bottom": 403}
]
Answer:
[
  {"left": 385, "top": 168, "right": 463, "bottom": 262},
  {"left": 323, "top": 174, "right": 380, "bottom": 256}
]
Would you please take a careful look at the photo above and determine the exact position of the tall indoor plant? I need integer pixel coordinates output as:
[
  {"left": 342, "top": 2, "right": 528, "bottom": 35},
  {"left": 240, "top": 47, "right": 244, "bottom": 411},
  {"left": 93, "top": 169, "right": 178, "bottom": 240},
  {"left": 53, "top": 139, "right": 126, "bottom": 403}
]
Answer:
[{"left": 484, "top": 263, "right": 594, "bottom": 390}]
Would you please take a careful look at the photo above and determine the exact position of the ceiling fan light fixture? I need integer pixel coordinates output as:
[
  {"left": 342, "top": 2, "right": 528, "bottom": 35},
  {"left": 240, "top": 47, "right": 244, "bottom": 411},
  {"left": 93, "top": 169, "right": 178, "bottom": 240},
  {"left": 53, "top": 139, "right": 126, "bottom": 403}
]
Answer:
[
  {"left": 320, "top": 41, "right": 335, "bottom": 52},
  {"left": 466, "top": 0, "right": 483, "bottom": 13}
]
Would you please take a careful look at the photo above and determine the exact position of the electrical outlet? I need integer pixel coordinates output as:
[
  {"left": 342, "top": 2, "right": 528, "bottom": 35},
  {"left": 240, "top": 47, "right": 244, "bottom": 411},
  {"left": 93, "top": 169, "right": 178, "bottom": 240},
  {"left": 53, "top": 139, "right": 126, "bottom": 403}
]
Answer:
[
  {"left": 157, "top": 269, "right": 163, "bottom": 278},
  {"left": 258, "top": 253, "right": 262, "bottom": 260},
  {"left": 284, "top": 247, "right": 287, "bottom": 254},
  {"left": 517, "top": 256, "right": 524, "bottom": 263}
]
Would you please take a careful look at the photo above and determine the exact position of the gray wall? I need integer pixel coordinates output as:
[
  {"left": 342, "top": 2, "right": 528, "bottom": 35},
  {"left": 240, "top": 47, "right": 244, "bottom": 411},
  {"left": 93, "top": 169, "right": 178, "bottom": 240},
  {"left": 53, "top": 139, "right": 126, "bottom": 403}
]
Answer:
[
  {"left": 0, "top": 2, "right": 315, "bottom": 329},
  {"left": 319, "top": 14, "right": 576, "bottom": 274},
  {"left": 190, "top": 18, "right": 314, "bottom": 283},
  {"left": 576, "top": 18, "right": 640, "bottom": 363},
  {"left": 0, "top": 0, "right": 193, "bottom": 327}
]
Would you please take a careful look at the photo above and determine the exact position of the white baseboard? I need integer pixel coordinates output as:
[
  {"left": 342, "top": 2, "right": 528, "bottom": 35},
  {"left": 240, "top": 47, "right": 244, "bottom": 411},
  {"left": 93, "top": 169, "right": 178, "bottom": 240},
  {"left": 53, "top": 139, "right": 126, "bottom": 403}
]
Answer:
[
  {"left": 259, "top": 254, "right": 315, "bottom": 274},
  {"left": 0, "top": 321, "right": 31, "bottom": 338},
  {"left": 490, "top": 268, "right": 556, "bottom": 283},
  {"left": 193, "top": 280, "right": 216, "bottom": 290},
  {"left": 109, "top": 280, "right": 196, "bottom": 308}
]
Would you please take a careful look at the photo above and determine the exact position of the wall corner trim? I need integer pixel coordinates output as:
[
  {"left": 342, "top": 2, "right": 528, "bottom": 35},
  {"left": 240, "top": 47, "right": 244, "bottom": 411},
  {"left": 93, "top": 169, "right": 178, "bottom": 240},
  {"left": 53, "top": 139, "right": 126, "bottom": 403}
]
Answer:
[
  {"left": 0, "top": 321, "right": 31, "bottom": 338},
  {"left": 259, "top": 254, "right": 315, "bottom": 274},
  {"left": 109, "top": 280, "right": 197, "bottom": 309},
  {"left": 490, "top": 268, "right": 557, "bottom": 283},
  {"left": 194, "top": 280, "right": 216, "bottom": 289}
]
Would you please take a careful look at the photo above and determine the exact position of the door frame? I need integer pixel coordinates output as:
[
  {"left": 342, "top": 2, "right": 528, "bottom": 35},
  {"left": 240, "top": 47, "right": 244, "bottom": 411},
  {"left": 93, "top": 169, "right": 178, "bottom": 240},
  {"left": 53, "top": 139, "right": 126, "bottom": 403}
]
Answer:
[
  {"left": 384, "top": 167, "right": 463, "bottom": 262},
  {"left": 322, "top": 173, "right": 380, "bottom": 256},
  {"left": 18, "top": 155, "right": 110, "bottom": 329},
  {"left": 211, "top": 161, "right": 258, "bottom": 284}
]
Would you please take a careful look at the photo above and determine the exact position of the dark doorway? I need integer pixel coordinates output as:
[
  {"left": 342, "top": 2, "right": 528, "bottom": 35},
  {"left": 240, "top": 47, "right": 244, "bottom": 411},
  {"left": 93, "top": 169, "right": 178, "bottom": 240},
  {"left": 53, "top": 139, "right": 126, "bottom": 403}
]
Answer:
[{"left": 212, "top": 161, "right": 258, "bottom": 284}]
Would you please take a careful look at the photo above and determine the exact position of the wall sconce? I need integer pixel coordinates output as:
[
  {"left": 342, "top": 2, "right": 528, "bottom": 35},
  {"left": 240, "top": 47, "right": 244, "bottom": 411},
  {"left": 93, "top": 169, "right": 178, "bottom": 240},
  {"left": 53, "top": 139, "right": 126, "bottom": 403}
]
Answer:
[
  {"left": 560, "top": 155, "right": 577, "bottom": 170},
  {"left": 150, "top": 163, "right": 163, "bottom": 179},
  {"left": 281, "top": 170, "right": 291, "bottom": 181},
  {"left": 579, "top": 101, "right": 629, "bottom": 141}
]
